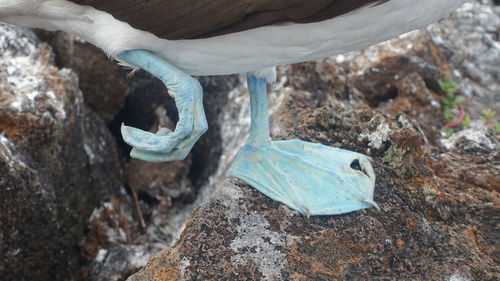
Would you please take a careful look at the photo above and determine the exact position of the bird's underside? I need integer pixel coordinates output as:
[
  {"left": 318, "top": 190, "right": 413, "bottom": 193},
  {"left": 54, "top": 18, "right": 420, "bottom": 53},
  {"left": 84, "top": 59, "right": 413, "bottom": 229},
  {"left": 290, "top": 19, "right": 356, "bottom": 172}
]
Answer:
[
  {"left": 1, "top": 0, "right": 468, "bottom": 75},
  {"left": 69, "top": 0, "right": 389, "bottom": 40}
]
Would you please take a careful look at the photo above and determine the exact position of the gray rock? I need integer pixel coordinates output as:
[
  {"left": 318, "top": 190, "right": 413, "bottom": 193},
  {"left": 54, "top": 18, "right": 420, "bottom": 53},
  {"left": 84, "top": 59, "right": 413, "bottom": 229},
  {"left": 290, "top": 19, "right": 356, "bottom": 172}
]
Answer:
[
  {"left": 427, "top": 0, "right": 500, "bottom": 105},
  {"left": 0, "top": 23, "right": 123, "bottom": 280}
]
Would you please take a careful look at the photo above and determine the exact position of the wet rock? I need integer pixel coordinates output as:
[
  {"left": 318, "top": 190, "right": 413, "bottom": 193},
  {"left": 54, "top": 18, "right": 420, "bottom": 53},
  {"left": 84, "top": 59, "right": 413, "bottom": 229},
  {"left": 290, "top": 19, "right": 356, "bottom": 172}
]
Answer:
[{"left": 0, "top": 24, "right": 123, "bottom": 280}]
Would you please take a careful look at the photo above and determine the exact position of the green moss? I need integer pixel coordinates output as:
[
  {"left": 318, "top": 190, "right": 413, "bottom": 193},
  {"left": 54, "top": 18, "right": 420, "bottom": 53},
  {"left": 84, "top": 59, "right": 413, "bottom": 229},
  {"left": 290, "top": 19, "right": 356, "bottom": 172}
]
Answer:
[{"left": 382, "top": 145, "right": 407, "bottom": 168}]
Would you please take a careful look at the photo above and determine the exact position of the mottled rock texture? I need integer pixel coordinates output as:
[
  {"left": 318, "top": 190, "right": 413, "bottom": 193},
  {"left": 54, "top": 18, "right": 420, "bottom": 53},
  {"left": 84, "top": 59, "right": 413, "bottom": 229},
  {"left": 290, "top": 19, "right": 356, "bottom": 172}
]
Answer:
[
  {"left": 35, "top": 30, "right": 128, "bottom": 123},
  {"left": 0, "top": 24, "right": 124, "bottom": 280},
  {"left": 26, "top": 27, "right": 238, "bottom": 281},
  {"left": 128, "top": 2, "right": 499, "bottom": 281},
  {"left": 0, "top": 1, "right": 498, "bottom": 281}
]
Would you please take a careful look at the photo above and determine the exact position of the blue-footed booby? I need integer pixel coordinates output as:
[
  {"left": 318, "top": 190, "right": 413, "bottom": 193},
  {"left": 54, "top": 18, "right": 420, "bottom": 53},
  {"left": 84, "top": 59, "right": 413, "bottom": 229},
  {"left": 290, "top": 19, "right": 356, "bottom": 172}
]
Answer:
[{"left": 0, "top": 0, "right": 468, "bottom": 215}]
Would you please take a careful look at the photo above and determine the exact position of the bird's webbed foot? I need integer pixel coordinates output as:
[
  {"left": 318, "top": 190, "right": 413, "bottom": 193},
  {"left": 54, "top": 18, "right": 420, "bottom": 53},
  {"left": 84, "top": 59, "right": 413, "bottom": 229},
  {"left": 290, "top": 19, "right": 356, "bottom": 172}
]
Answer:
[
  {"left": 228, "top": 74, "right": 378, "bottom": 216},
  {"left": 230, "top": 140, "right": 378, "bottom": 215},
  {"left": 117, "top": 49, "right": 207, "bottom": 161}
]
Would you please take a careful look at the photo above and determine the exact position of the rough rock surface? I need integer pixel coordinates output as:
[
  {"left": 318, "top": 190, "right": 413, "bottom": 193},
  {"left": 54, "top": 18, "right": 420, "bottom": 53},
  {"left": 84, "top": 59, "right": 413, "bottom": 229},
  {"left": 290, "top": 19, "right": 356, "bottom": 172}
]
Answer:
[
  {"left": 128, "top": 1, "right": 499, "bottom": 281},
  {"left": 0, "top": 23, "right": 225, "bottom": 281},
  {"left": 35, "top": 30, "right": 129, "bottom": 123},
  {"left": 0, "top": 24, "right": 124, "bottom": 280},
  {"left": 77, "top": 68, "right": 239, "bottom": 281},
  {"left": 28, "top": 27, "right": 239, "bottom": 281},
  {"left": 427, "top": 0, "right": 500, "bottom": 104},
  {"left": 0, "top": 1, "right": 498, "bottom": 281}
]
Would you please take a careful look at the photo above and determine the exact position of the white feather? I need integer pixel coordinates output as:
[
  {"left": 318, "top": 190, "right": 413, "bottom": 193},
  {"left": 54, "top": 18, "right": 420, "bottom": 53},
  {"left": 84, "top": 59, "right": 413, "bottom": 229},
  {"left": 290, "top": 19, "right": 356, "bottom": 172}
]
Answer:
[{"left": 0, "top": 0, "right": 468, "bottom": 76}]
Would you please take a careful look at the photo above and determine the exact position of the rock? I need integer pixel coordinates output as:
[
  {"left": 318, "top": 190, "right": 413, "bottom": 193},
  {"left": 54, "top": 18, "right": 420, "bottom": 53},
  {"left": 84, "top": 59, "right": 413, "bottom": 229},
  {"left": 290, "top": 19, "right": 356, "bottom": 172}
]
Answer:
[
  {"left": 128, "top": 1, "right": 499, "bottom": 280},
  {"left": 35, "top": 30, "right": 128, "bottom": 123},
  {"left": 87, "top": 245, "right": 158, "bottom": 281},
  {"left": 1, "top": 1, "right": 498, "bottom": 280},
  {"left": 427, "top": 0, "right": 500, "bottom": 106},
  {"left": 129, "top": 104, "right": 498, "bottom": 280},
  {"left": 79, "top": 193, "right": 195, "bottom": 281},
  {"left": 129, "top": 173, "right": 498, "bottom": 280},
  {"left": 0, "top": 24, "right": 124, "bottom": 280},
  {"left": 441, "top": 123, "right": 498, "bottom": 154},
  {"left": 127, "top": 157, "right": 194, "bottom": 202},
  {"left": 276, "top": 31, "right": 451, "bottom": 148},
  {"left": 81, "top": 200, "right": 163, "bottom": 281},
  {"left": 30, "top": 29, "right": 241, "bottom": 281},
  {"left": 190, "top": 75, "right": 240, "bottom": 188},
  {"left": 76, "top": 56, "right": 242, "bottom": 281},
  {"left": 346, "top": 31, "right": 451, "bottom": 108}
]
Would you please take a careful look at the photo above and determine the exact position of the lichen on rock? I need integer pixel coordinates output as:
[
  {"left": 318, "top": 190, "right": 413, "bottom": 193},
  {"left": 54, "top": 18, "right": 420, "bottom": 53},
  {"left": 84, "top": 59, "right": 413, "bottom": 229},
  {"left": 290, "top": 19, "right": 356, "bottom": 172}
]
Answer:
[
  {"left": 127, "top": 1, "right": 499, "bottom": 280},
  {"left": 1, "top": 1, "right": 499, "bottom": 281},
  {"left": 0, "top": 23, "right": 124, "bottom": 280}
]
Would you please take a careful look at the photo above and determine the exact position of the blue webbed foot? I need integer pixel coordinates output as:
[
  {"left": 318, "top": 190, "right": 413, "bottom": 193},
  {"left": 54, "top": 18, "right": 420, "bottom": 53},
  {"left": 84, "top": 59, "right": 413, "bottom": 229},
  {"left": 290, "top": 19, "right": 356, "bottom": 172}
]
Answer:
[
  {"left": 117, "top": 50, "right": 208, "bottom": 162},
  {"left": 229, "top": 140, "right": 377, "bottom": 215},
  {"left": 228, "top": 74, "right": 378, "bottom": 216}
]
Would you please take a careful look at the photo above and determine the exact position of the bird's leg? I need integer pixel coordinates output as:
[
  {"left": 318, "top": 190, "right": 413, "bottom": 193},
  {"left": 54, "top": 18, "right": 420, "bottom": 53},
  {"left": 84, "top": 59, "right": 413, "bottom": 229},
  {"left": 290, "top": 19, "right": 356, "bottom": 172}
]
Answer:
[
  {"left": 247, "top": 75, "right": 272, "bottom": 146},
  {"left": 117, "top": 49, "right": 207, "bottom": 161},
  {"left": 229, "top": 74, "right": 378, "bottom": 216}
]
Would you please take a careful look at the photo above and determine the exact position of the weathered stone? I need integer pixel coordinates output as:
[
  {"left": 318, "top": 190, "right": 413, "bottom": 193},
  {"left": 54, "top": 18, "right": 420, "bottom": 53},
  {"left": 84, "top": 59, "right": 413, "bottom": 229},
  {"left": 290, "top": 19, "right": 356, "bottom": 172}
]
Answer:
[
  {"left": 72, "top": 59, "right": 241, "bottom": 281},
  {"left": 36, "top": 30, "right": 128, "bottom": 123},
  {"left": 128, "top": 104, "right": 498, "bottom": 280},
  {"left": 127, "top": 2, "right": 499, "bottom": 280},
  {"left": 427, "top": 0, "right": 500, "bottom": 105},
  {"left": 2, "top": 1, "right": 499, "bottom": 280},
  {"left": 0, "top": 24, "right": 124, "bottom": 280},
  {"left": 87, "top": 244, "right": 159, "bottom": 281},
  {"left": 80, "top": 196, "right": 162, "bottom": 281}
]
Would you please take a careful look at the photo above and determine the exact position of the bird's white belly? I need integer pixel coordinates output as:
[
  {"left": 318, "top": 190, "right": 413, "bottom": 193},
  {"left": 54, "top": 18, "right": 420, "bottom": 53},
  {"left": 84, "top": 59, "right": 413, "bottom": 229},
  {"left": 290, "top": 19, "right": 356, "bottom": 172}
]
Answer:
[{"left": 1, "top": 0, "right": 468, "bottom": 76}]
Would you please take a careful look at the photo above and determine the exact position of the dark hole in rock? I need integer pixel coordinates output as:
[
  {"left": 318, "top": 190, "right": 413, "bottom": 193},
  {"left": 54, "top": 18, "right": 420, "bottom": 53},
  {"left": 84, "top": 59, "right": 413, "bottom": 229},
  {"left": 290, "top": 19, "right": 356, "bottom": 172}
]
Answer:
[
  {"left": 423, "top": 78, "right": 443, "bottom": 94},
  {"left": 137, "top": 190, "right": 160, "bottom": 205},
  {"left": 108, "top": 71, "right": 177, "bottom": 156},
  {"left": 108, "top": 73, "right": 232, "bottom": 192},
  {"left": 364, "top": 87, "right": 399, "bottom": 108}
]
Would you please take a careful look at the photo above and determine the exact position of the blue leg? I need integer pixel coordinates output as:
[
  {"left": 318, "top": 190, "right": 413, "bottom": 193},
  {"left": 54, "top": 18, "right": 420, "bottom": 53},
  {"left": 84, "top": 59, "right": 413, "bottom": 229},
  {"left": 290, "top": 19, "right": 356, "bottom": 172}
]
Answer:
[
  {"left": 117, "top": 50, "right": 208, "bottom": 161},
  {"left": 229, "top": 74, "right": 379, "bottom": 216}
]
